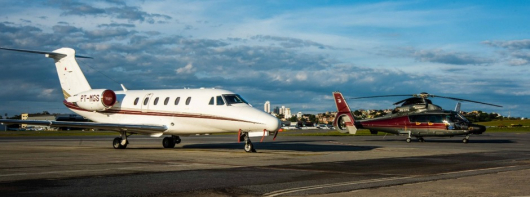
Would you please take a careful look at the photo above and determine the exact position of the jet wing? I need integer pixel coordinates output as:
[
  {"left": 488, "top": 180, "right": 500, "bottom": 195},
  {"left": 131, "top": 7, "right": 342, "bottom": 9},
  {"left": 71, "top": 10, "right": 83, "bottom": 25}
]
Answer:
[{"left": 0, "top": 119, "right": 167, "bottom": 134}]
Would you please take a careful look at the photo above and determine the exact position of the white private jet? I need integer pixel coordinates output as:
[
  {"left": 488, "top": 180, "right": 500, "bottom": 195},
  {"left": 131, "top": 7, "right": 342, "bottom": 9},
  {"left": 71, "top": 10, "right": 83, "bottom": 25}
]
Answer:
[{"left": 0, "top": 47, "right": 281, "bottom": 152}]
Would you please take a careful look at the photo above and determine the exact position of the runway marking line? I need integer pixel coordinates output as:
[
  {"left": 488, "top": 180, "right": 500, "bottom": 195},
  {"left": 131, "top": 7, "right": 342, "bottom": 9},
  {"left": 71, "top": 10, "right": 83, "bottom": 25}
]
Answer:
[{"left": 263, "top": 165, "right": 529, "bottom": 197}]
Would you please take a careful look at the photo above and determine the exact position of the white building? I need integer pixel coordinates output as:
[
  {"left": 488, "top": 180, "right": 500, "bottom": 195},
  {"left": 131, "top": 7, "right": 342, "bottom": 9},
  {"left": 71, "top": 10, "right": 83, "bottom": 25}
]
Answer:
[
  {"left": 284, "top": 108, "right": 292, "bottom": 118},
  {"left": 264, "top": 101, "right": 270, "bottom": 113}
]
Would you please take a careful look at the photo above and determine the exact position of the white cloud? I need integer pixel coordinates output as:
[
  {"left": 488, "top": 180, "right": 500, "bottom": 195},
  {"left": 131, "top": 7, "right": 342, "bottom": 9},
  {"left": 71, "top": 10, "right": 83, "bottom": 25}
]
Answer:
[{"left": 176, "top": 63, "right": 196, "bottom": 74}]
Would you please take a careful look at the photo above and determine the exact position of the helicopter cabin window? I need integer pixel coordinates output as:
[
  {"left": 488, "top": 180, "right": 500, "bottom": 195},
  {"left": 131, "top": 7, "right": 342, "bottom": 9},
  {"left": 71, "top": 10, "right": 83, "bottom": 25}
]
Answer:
[
  {"left": 208, "top": 97, "right": 214, "bottom": 105},
  {"left": 186, "top": 97, "right": 191, "bottom": 105},
  {"left": 164, "top": 97, "right": 169, "bottom": 105},
  {"left": 409, "top": 115, "right": 428, "bottom": 122},
  {"left": 153, "top": 97, "right": 159, "bottom": 105},
  {"left": 409, "top": 115, "right": 444, "bottom": 123},
  {"left": 429, "top": 115, "right": 444, "bottom": 123},
  {"left": 174, "top": 97, "right": 180, "bottom": 105},
  {"left": 134, "top": 97, "right": 139, "bottom": 105},
  {"left": 143, "top": 97, "right": 149, "bottom": 105},
  {"left": 223, "top": 94, "right": 248, "bottom": 105},
  {"left": 216, "top": 96, "right": 225, "bottom": 105}
]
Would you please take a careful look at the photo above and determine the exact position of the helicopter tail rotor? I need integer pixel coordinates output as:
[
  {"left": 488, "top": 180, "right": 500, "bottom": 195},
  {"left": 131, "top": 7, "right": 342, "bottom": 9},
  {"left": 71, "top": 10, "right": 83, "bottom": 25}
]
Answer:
[{"left": 332, "top": 92, "right": 357, "bottom": 134}]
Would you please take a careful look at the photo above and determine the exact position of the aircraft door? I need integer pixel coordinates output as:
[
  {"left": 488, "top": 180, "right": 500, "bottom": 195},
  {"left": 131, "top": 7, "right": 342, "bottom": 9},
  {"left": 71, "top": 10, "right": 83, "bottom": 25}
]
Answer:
[{"left": 141, "top": 93, "right": 153, "bottom": 112}]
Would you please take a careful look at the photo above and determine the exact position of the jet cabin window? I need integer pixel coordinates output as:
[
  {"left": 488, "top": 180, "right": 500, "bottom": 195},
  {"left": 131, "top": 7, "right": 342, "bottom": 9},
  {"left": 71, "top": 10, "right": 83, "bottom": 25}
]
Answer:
[
  {"left": 174, "top": 97, "right": 180, "bottom": 105},
  {"left": 223, "top": 94, "right": 248, "bottom": 105},
  {"left": 143, "top": 98, "right": 149, "bottom": 105},
  {"left": 154, "top": 97, "right": 159, "bottom": 105},
  {"left": 134, "top": 97, "right": 139, "bottom": 105},
  {"left": 164, "top": 97, "right": 169, "bottom": 105},
  {"left": 185, "top": 97, "right": 191, "bottom": 105}
]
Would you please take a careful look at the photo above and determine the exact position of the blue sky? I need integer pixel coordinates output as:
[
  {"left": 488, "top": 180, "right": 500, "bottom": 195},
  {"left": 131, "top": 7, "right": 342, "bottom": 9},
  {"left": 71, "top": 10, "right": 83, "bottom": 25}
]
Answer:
[{"left": 0, "top": 0, "right": 529, "bottom": 118}]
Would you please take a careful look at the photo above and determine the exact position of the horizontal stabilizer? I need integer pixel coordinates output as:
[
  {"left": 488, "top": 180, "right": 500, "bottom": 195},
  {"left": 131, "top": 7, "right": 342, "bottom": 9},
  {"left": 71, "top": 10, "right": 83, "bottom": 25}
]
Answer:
[{"left": 0, "top": 47, "right": 92, "bottom": 59}]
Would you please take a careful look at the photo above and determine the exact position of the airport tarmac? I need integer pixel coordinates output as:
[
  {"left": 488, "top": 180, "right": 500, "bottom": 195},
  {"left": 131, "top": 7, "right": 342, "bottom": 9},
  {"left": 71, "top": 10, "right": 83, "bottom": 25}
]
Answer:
[{"left": 0, "top": 130, "right": 529, "bottom": 196}]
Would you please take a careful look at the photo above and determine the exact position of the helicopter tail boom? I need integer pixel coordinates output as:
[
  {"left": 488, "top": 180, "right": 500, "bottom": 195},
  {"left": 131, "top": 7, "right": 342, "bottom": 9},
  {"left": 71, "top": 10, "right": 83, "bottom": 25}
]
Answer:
[{"left": 332, "top": 92, "right": 357, "bottom": 134}]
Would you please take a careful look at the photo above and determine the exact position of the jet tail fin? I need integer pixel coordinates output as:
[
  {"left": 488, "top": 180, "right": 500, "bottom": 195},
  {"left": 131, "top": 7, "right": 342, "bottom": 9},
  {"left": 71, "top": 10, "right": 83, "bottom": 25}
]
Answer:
[
  {"left": 332, "top": 92, "right": 357, "bottom": 134},
  {"left": 0, "top": 47, "right": 93, "bottom": 99}
]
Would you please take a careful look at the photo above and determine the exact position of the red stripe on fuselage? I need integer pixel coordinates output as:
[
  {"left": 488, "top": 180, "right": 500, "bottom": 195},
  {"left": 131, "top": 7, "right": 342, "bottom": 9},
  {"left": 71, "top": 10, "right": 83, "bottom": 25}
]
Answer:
[
  {"left": 63, "top": 101, "right": 262, "bottom": 124},
  {"left": 359, "top": 116, "right": 447, "bottom": 130}
]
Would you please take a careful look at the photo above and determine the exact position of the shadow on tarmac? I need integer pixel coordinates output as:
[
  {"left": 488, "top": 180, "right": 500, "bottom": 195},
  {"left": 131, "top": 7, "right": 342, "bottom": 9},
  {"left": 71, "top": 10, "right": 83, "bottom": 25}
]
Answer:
[
  {"left": 181, "top": 141, "right": 379, "bottom": 152},
  {"left": 366, "top": 138, "right": 515, "bottom": 143}
]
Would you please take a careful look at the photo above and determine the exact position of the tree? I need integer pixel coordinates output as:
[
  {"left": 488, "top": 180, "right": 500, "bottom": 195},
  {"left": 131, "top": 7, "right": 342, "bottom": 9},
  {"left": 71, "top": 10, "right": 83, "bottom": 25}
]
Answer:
[
  {"left": 309, "top": 114, "right": 317, "bottom": 123},
  {"left": 288, "top": 116, "right": 298, "bottom": 122}
]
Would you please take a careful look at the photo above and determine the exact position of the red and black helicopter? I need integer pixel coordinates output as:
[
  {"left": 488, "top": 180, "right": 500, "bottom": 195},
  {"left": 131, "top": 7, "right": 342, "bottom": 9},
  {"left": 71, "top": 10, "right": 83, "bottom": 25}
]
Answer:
[{"left": 332, "top": 92, "right": 502, "bottom": 143}]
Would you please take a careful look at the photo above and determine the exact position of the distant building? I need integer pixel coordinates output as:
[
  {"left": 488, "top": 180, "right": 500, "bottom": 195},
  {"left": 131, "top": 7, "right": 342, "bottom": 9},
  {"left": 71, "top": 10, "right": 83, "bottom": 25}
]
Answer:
[
  {"left": 19, "top": 113, "right": 87, "bottom": 130},
  {"left": 21, "top": 113, "right": 55, "bottom": 130},
  {"left": 284, "top": 108, "right": 292, "bottom": 119},
  {"left": 264, "top": 101, "right": 270, "bottom": 113},
  {"left": 274, "top": 106, "right": 280, "bottom": 114}
]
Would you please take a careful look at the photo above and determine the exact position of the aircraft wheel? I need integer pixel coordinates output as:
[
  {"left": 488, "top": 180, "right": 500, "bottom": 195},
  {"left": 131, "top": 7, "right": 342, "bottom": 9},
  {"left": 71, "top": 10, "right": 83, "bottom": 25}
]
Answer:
[
  {"left": 419, "top": 137, "right": 425, "bottom": 142},
  {"left": 244, "top": 142, "right": 256, "bottom": 153},
  {"left": 162, "top": 137, "right": 176, "bottom": 148},
  {"left": 113, "top": 137, "right": 127, "bottom": 149},
  {"left": 406, "top": 138, "right": 411, "bottom": 143},
  {"left": 463, "top": 138, "right": 469, "bottom": 143}
]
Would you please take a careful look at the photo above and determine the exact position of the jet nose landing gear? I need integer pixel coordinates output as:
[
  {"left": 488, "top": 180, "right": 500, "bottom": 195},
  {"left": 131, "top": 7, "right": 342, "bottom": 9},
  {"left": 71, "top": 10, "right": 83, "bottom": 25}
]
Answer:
[{"left": 239, "top": 129, "right": 257, "bottom": 153}]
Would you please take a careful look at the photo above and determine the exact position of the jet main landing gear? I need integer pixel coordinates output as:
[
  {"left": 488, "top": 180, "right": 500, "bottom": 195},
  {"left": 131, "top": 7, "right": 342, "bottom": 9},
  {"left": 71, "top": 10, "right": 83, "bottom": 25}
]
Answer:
[
  {"left": 163, "top": 135, "right": 181, "bottom": 148},
  {"left": 113, "top": 131, "right": 129, "bottom": 149}
]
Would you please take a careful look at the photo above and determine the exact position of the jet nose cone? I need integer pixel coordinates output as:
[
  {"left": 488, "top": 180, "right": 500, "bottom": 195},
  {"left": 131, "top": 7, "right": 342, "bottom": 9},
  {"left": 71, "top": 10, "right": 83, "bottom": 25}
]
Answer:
[{"left": 265, "top": 115, "right": 282, "bottom": 132}]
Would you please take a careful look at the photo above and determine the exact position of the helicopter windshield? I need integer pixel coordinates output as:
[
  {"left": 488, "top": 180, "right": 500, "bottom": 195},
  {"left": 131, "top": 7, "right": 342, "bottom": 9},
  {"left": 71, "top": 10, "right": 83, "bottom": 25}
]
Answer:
[
  {"left": 456, "top": 113, "right": 470, "bottom": 123},
  {"left": 446, "top": 112, "right": 470, "bottom": 124}
]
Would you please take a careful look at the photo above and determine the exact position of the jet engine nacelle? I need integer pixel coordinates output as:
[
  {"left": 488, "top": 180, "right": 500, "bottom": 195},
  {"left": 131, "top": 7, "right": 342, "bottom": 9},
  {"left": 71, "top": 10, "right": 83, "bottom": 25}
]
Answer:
[{"left": 67, "top": 89, "right": 117, "bottom": 111}]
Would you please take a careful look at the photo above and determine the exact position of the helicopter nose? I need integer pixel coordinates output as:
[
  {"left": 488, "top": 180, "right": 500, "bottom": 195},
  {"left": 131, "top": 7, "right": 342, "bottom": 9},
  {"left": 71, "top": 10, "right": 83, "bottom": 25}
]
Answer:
[{"left": 470, "top": 124, "right": 486, "bottom": 134}]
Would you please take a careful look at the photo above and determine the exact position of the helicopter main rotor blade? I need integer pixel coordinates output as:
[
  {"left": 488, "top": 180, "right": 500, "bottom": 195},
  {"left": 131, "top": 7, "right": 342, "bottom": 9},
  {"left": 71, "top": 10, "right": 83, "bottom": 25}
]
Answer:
[
  {"left": 348, "top": 95, "right": 411, "bottom": 99},
  {"left": 434, "top": 96, "right": 502, "bottom": 107},
  {"left": 393, "top": 98, "right": 410, "bottom": 105}
]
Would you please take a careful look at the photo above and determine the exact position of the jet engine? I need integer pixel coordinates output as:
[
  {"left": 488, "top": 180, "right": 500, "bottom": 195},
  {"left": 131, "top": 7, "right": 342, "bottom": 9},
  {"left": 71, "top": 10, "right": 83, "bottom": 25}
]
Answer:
[{"left": 66, "top": 89, "right": 117, "bottom": 111}]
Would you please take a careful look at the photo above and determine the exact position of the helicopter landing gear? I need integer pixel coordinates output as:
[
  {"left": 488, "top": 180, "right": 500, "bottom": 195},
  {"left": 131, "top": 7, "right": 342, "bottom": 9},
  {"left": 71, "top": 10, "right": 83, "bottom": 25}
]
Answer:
[
  {"left": 406, "top": 131, "right": 412, "bottom": 143},
  {"left": 463, "top": 135, "right": 470, "bottom": 143}
]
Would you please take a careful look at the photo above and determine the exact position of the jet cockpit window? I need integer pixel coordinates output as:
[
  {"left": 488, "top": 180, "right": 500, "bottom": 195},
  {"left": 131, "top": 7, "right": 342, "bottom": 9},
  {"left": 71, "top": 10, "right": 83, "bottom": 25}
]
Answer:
[
  {"left": 216, "top": 96, "right": 225, "bottom": 105},
  {"left": 223, "top": 94, "right": 249, "bottom": 105},
  {"left": 208, "top": 97, "right": 214, "bottom": 105}
]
